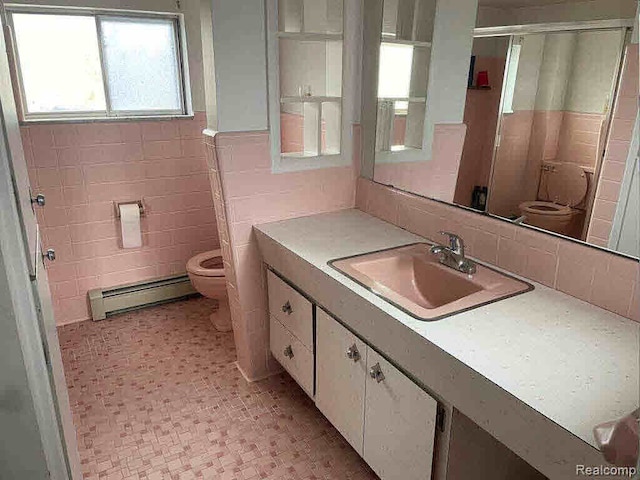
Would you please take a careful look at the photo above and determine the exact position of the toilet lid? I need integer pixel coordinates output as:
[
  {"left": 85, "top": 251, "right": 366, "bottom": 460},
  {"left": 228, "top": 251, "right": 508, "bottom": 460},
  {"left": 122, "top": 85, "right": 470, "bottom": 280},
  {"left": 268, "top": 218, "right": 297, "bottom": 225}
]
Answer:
[{"left": 546, "top": 163, "right": 587, "bottom": 207}]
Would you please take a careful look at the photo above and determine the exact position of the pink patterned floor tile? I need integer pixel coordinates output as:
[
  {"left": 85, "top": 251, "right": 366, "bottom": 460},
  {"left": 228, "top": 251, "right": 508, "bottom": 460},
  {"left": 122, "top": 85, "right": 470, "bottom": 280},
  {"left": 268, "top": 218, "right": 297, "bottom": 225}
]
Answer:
[{"left": 58, "top": 297, "right": 377, "bottom": 480}]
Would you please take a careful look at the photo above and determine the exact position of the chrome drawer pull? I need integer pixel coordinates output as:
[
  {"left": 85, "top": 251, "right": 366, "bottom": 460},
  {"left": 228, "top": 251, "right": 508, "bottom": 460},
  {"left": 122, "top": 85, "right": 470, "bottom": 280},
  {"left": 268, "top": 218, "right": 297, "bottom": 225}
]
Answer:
[
  {"left": 346, "top": 344, "right": 360, "bottom": 362},
  {"left": 282, "top": 301, "right": 293, "bottom": 315},
  {"left": 369, "top": 363, "right": 385, "bottom": 383}
]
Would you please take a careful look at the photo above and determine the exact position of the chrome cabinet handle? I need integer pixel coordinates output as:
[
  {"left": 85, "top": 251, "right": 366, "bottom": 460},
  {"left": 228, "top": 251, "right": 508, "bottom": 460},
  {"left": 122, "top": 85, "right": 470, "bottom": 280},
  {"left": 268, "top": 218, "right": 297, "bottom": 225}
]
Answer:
[
  {"left": 31, "top": 193, "right": 46, "bottom": 207},
  {"left": 346, "top": 344, "right": 360, "bottom": 362},
  {"left": 283, "top": 345, "right": 294, "bottom": 359},
  {"left": 42, "top": 249, "right": 56, "bottom": 262},
  {"left": 282, "top": 301, "right": 293, "bottom": 315},
  {"left": 369, "top": 363, "right": 385, "bottom": 383}
]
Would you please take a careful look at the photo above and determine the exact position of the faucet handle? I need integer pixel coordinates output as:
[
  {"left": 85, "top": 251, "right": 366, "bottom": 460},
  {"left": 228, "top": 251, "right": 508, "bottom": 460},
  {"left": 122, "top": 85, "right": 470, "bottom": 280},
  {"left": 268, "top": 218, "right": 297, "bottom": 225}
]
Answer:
[{"left": 439, "top": 231, "right": 464, "bottom": 254}]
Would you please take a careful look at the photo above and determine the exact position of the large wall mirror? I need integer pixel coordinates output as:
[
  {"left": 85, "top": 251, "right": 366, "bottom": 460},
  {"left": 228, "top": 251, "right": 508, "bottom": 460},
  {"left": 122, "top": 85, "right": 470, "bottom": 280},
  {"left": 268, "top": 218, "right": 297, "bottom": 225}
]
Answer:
[{"left": 365, "top": 0, "right": 638, "bottom": 259}]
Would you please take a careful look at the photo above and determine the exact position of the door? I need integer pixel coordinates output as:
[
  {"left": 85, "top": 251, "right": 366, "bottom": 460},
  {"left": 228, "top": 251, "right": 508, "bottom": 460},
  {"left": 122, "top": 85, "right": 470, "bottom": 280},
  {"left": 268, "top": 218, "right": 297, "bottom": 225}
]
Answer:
[
  {"left": 315, "top": 309, "right": 367, "bottom": 454},
  {"left": 364, "top": 349, "right": 438, "bottom": 480},
  {"left": 0, "top": 19, "right": 81, "bottom": 480}
]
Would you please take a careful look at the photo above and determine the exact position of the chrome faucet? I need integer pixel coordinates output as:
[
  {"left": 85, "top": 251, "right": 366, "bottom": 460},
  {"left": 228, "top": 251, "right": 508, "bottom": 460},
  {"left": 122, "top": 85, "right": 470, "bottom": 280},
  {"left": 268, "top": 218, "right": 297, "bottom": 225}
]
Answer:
[{"left": 429, "top": 231, "right": 477, "bottom": 275}]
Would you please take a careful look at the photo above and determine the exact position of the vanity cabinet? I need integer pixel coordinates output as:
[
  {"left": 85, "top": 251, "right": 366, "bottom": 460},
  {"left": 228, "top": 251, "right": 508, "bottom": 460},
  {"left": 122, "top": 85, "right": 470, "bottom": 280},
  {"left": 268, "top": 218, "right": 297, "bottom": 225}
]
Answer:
[
  {"left": 267, "top": 270, "right": 314, "bottom": 396},
  {"left": 267, "top": 270, "right": 313, "bottom": 349},
  {"left": 268, "top": 270, "right": 438, "bottom": 480},
  {"left": 316, "top": 308, "right": 438, "bottom": 480},
  {"left": 316, "top": 308, "right": 367, "bottom": 454},
  {"left": 364, "top": 348, "right": 437, "bottom": 480}
]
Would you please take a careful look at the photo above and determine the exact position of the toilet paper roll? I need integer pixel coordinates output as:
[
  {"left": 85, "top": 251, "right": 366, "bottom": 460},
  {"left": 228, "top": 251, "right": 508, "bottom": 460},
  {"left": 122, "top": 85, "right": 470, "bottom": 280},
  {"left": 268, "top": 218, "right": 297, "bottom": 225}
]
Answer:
[{"left": 119, "top": 203, "right": 142, "bottom": 249}]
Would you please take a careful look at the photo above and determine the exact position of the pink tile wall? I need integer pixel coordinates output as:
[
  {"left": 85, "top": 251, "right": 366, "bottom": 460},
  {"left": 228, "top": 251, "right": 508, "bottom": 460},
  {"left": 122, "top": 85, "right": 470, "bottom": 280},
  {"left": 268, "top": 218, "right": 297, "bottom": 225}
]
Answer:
[
  {"left": 556, "top": 112, "right": 605, "bottom": 168},
  {"left": 23, "top": 113, "right": 218, "bottom": 325},
  {"left": 280, "top": 112, "right": 303, "bottom": 153},
  {"left": 372, "top": 124, "right": 467, "bottom": 203},
  {"left": 454, "top": 56, "right": 506, "bottom": 207},
  {"left": 280, "top": 112, "right": 327, "bottom": 154},
  {"left": 204, "top": 130, "right": 357, "bottom": 381},
  {"left": 356, "top": 177, "right": 639, "bottom": 322},
  {"left": 393, "top": 115, "right": 407, "bottom": 145},
  {"left": 488, "top": 110, "right": 535, "bottom": 217},
  {"left": 588, "top": 44, "right": 639, "bottom": 247}
]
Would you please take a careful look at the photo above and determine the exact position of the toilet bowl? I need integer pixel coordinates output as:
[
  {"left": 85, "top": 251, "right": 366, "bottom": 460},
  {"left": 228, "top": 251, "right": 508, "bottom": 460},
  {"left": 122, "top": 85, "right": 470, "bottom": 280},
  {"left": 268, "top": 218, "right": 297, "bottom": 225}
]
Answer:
[
  {"left": 518, "top": 201, "right": 573, "bottom": 234},
  {"left": 186, "top": 249, "right": 232, "bottom": 332},
  {"left": 518, "top": 163, "right": 587, "bottom": 236}
]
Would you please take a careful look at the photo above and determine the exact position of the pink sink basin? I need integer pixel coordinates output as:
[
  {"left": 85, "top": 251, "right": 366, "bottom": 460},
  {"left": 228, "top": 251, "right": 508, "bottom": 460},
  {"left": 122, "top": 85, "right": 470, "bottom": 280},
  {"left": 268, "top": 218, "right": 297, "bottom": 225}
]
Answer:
[{"left": 329, "top": 243, "right": 533, "bottom": 321}]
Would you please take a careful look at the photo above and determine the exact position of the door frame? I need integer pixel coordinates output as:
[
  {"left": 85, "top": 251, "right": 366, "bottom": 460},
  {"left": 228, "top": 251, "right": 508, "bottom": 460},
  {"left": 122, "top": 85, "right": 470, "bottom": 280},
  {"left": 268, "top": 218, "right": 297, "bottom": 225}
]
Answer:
[
  {"left": 0, "top": 95, "right": 72, "bottom": 479},
  {"left": 608, "top": 114, "right": 639, "bottom": 252}
]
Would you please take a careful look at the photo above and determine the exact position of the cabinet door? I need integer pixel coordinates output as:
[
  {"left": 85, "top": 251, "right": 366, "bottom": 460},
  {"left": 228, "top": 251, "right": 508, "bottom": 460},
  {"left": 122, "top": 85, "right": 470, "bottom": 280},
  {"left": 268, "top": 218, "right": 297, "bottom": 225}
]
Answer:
[
  {"left": 364, "top": 348, "right": 438, "bottom": 480},
  {"left": 315, "top": 308, "right": 367, "bottom": 455}
]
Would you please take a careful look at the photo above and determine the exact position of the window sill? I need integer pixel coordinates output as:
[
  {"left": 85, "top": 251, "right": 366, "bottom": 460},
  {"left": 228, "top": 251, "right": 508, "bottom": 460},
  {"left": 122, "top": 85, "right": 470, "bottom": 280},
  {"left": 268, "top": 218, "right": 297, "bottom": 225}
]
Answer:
[{"left": 19, "top": 114, "right": 195, "bottom": 125}]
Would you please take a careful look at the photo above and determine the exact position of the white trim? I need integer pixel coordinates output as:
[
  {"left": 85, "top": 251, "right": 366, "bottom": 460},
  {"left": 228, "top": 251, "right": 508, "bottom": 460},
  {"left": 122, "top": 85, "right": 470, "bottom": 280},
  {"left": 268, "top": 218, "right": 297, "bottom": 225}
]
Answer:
[
  {"left": 374, "top": 146, "right": 427, "bottom": 164},
  {"left": 276, "top": 31, "right": 343, "bottom": 41},
  {"left": 266, "top": 0, "right": 283, "bottom": 169},
  {"left": 380, "top": 37, "right": 431, "bottom": 47},
  {"left": 377, "top": 96, "right": 425, "bottom": 103},
  {"left": 273, "top": 153, "right": 347, "bottom": 173},
  {"left": 474, "top": 19, "right": 634, "bottom": 38},
  {"left": 20, "top": 114, "right": 194, "bottom": 125},
  {"left": 609, "top": 114, "right": 639, "bottom": 250},
  {"left": 280, "top": 96, "right": 341, "bottom": 103}
]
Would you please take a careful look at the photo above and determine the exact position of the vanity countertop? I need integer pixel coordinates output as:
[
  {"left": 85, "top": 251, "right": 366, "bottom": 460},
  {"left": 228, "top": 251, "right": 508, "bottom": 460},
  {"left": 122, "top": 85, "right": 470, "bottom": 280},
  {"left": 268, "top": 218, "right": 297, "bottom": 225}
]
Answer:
[{"left": 255, "top": 209, "right": 639, "bottom": 479}]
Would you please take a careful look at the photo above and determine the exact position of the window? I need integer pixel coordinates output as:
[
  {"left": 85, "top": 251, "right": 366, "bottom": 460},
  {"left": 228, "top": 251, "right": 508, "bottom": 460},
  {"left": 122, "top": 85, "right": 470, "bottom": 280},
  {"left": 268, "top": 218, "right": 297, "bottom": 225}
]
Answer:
[
  {"left": 378, "top": 43, "right": 414, "bottom": 114},
  {"left": 9, "top": 8, "right": 188, "bottom": 120},
  {"left": 373, "top": 0, "right": 432, "bottom": 158}
]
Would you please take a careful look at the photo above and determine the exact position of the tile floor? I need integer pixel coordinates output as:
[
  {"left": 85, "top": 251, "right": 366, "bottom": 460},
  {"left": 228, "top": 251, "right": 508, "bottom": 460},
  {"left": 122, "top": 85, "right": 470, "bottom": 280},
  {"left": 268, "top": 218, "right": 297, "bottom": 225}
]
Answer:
[{"left": 58, "top": 297, "right": 378, "bottom": 480}]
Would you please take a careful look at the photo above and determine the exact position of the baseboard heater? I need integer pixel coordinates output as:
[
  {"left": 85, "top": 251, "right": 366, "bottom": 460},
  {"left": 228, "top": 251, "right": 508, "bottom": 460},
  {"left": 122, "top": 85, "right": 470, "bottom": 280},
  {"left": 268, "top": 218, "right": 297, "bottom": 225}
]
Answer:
[{"left": 88, "top": 274, "right": 198, "bottom": 321}]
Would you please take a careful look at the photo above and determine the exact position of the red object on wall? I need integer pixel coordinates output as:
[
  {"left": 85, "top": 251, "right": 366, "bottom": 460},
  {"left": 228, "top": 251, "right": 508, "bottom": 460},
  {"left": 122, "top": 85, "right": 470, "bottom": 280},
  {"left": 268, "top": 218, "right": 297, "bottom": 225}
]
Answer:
[{"left": 476, "top": 70, "right": 489, "bottom": 87}]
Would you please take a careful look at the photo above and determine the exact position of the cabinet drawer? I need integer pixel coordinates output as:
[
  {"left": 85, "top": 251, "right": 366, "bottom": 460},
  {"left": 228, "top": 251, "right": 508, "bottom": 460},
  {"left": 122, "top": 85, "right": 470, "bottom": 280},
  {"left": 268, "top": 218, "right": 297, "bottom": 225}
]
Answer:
[
  {"left": 270, "top": 315, "right": 314, "bottom": 397},
  {"left": 267, "top": 270, "right": 313, "bottom": 350}
]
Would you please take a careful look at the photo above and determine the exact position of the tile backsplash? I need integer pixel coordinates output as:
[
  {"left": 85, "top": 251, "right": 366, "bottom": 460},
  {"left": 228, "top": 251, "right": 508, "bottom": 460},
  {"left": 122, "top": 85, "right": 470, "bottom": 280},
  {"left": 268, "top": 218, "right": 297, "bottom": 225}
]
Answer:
[
  {"left": 23, "top": 113, "right": 218, "bottom": 325},
  {"left": 357, "top": 177, "right": 639, "bottom": 322}
]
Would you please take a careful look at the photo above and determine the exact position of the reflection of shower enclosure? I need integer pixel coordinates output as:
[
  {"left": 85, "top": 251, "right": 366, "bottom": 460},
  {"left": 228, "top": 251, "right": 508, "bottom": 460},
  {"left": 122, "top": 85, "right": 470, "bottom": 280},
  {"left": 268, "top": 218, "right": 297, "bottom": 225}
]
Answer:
[{"left": 486, "top": 28, "right": 627, "bottom": 240}]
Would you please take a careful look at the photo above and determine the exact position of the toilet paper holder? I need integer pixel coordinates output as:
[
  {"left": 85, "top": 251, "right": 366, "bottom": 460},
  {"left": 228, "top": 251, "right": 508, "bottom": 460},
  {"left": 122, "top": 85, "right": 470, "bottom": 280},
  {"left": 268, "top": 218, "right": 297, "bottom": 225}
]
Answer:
[{"left": 114, "top": 200, "right": 145, "bottom": 218}]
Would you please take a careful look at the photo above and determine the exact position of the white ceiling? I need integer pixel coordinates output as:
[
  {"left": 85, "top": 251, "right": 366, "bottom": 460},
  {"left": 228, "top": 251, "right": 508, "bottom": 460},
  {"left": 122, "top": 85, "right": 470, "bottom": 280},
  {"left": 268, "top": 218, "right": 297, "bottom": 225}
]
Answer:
[{"left": 478, "top": 0, "right": 590, "bottom": 7}]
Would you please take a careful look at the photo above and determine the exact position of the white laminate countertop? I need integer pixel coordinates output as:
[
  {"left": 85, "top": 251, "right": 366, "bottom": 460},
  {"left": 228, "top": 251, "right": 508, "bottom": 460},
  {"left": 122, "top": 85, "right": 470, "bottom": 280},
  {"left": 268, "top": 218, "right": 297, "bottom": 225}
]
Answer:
[{"left": 255, "top": 209, "right": 639, "bottom": 478}]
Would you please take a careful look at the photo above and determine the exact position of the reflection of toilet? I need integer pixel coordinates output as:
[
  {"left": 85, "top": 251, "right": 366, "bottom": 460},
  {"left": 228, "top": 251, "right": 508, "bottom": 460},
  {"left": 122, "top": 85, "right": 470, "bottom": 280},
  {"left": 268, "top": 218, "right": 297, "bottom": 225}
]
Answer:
[
  {"left": 518, "top": 163, "right": 587, "bottom": 235},
  {"left": 186, "top": 250, "right": 232, "bottom": 332}
]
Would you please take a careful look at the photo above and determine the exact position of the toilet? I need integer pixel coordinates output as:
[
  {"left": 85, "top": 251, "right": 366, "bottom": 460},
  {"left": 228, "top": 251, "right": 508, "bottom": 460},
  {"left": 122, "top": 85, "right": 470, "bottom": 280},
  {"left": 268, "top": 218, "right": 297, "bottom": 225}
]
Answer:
[
  {"left": 186, "top": 250, "right": 232, "bottom": 332},
  {"left": 518, "top": 163, "right": 587, "bottom": 235}
]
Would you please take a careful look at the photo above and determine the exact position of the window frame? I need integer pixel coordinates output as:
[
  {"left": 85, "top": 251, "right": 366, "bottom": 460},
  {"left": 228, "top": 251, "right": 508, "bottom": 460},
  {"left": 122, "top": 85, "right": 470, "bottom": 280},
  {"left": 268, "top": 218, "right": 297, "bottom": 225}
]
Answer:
[{"left": 6, "top": 4, "right": 193, "bottom": 122}]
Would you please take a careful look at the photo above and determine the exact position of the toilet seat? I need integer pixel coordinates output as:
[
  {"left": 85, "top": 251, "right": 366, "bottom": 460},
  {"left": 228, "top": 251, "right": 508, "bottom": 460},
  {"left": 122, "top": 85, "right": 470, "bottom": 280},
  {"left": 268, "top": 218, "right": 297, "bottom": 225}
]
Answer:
[
  {"left": 546, "top": 163, "right": 587, "bottom": 207},
  {"left": 519, "top": 200, "right": 571, "bottom": 217},
  {"left": 186, "top": 249, "right": 225, "bottom": 277}
]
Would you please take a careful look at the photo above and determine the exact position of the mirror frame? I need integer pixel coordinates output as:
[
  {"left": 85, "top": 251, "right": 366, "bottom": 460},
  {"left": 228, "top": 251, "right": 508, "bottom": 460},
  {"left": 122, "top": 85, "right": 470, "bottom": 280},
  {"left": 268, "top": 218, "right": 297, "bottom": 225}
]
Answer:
[{"left": 360, "top": 18, "right": 639, "bottom": 261}]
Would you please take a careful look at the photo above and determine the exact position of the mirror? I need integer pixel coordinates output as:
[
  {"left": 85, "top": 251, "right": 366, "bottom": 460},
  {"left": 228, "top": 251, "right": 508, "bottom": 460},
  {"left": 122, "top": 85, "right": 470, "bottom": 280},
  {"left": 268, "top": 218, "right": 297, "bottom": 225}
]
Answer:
[
  {"left": 367, "top": 1, "right": 638, "bottom": 259},
  {"left": 362, "top": 0, "right": 437, "bottom": 179},
  {"left": 374, "top": 0, "right": 434, "bottom": 161}
]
